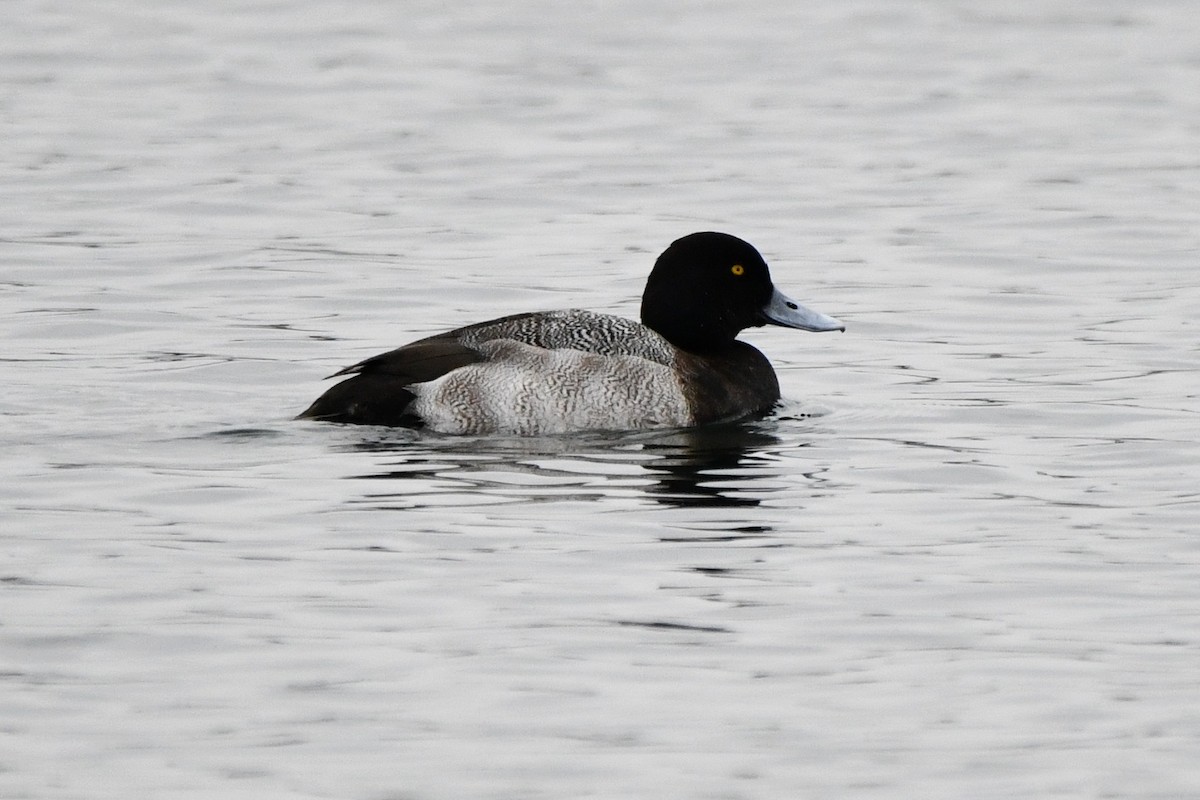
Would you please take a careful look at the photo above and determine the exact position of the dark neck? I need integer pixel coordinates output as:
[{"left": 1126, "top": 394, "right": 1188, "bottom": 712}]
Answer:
[{"left": 642, "top": 311, "right": 750, "bottom": 354}]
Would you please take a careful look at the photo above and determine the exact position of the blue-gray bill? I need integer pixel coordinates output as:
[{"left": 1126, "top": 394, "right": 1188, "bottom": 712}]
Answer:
[{"left": 761, "top": 287, "right": 845, "bottom": 332}]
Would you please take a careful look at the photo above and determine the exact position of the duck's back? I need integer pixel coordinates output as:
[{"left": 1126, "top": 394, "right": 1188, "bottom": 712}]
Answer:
[{"left": 457, "top": 310, "right": 676, "bottom": 363}]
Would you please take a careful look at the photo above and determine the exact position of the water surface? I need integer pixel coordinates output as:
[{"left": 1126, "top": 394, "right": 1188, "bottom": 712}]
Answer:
[{"left": 3, "top": 2, "right": 1198, "bottom": 798}]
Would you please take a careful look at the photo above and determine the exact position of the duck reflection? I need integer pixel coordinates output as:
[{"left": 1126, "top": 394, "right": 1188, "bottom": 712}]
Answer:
[
  {"left": 335, "top": 420, "right": 810, "bottom": 510},
  {"left": 633, "top": 424, "right": 783, "bottom": 508}
]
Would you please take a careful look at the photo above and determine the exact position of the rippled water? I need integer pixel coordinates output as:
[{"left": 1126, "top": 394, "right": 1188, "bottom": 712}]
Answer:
[{"left": 3, "top": 1, "right": 1198, "bottom": 798}]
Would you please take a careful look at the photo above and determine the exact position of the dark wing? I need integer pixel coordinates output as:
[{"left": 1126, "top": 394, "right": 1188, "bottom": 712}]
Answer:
[{"left": 296, "top": 312, "right": 545, "bottom": 427}]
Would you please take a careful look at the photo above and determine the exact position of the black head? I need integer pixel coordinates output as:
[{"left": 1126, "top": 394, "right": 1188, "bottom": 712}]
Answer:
[{"left": 640, "top": 231, "right": 843, "bottom": 353}]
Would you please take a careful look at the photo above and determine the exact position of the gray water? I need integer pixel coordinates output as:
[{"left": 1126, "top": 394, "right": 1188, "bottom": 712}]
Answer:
[{"left": 3, "top": 2, "right": 1198, "bottom": 798}]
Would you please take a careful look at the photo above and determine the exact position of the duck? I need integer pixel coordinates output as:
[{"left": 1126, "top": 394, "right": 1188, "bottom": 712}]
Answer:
[{"left": 297, "top": 231, "right": 844, "bottom": 435}]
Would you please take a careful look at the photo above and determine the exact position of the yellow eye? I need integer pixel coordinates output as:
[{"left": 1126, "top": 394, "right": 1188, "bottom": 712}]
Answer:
[{"left": 730, "top": 264, "right": 745, "bottom": 276}]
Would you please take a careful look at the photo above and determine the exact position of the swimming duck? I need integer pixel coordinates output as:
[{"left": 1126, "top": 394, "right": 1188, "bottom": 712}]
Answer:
[{"left": 298, "top": 231, "right": 843, "bottom": 434}]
